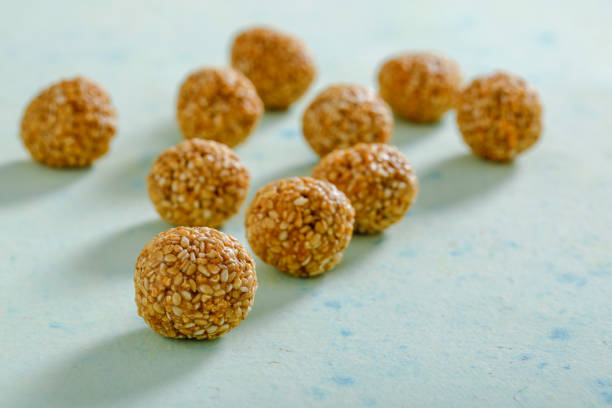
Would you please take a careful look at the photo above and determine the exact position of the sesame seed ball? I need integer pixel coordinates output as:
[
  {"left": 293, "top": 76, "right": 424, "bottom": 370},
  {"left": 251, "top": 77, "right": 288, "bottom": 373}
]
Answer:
[
  {"left": 20, "top": 77, "right": 117, "bottom": 168},
  {"left": 176, "top": 67, "right": 263, "bottom": 147},
  {"left": 245, "top": 177, "right": 354, "bottom": 277},
  {"left": 312, "top": 143, "right": 418, "bottom": 234},
  {"left": 147, "top": 139, "right": 250, "bottom": 227},
  {"left": 302, "top": 84, "right": 393, "bottom": 157},
  {"left": 134, "top": 226, "right": 257, "bottom": 339},
  {"left": 378, "top": 52, "right": 462, "bottom": 122},
  {"left": 231, "top": 26, "right": 316, "bottom": 110},
  {"left": 457, "top": 72, "right": 542, "bottom": 162}
]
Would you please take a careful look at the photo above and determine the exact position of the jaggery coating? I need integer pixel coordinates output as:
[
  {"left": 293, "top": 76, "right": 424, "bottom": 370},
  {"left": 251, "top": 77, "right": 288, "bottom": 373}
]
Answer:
[
  {"left": 20, "top": 77, "right": 117, "bottom": 167},
  {"left": 312, "top": 143, "right": 418, "bottom": 234},
  {"left": 378, "top": 52, "right": 462, "bottom": 122},
  {"left": 134, "top": 226, "right": 257, "bottom": 339},
  {"left": 245, "top": 177, "right": 354, "bottom": 277},
  {"left": 302, "top": 84, "right": 393, "bottom": 157},
  {"left": 456, "top": 72, "right": 542, "bottom": 162},
  {"left": 231, "top": 26, "right": 316, "bottom": 110},
  {"left": 147, "top": 139, "right": 250, "bottom": 227},
  {"left": 176, "top": 67, "right": 263, "bottom": 147}
]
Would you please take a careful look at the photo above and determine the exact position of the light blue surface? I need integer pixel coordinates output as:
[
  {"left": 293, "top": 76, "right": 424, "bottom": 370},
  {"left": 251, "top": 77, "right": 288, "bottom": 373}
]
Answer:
[{"left": 1, "top": 1, "right": 611, "bottom": 407}]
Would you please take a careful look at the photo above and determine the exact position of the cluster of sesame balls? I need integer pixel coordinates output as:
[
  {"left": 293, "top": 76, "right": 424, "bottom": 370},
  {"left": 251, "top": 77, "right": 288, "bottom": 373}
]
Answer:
[{"left": 19, "top": 26, "right": 542, "bottom": 340}]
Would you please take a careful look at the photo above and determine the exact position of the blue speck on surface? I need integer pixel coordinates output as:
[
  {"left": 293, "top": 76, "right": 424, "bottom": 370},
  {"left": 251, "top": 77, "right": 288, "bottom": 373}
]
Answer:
[
  {"left": 504, "top": 241, "right": 520, "bottom": 249},
  {"left": 562, "top": 365, "right": 571, "bottom": 370},
  {"left": 311, "top": 386, "right": 326, "bottom": 401},
  {"left": 449, "top": 246, "right": 471, "bottom": 257},
  {"left": 602, "top": 392, "right": 612, "bottom": 405},
  {"left": 538, "top": 362, "right": 548, "bottom": 369},
  {"left": 340, "top": 330, "right": 353, "bottom": 337},
  {"left": 549, "top": 328, "right": 570, "bottom": 341},
  {"left": 596, "top": 379, "right": 612, "bottom": 387},
  {"left": 372, "top": 237, "right": 384, "bottom": 246},
  {"left": 399, "top": 248, "right": 417, "bottom": 258},
  {"left": 454, "top": 15, "right": 477, "bottom": 30},
  {"left": 48, "top": 321, "right": 72, "bottom": 333},
  {"left": 324, "top": 300, "right": 341, "bottom": 310},
  {"left": 331, "top": 375, "right": 355, "bottom": 386},
  {"left": 536, "top": 31, "right": 556, "bottom": 46},
  {"left": 519, "top": 353, "right": 532, "bottom": 361},
  {"left": 280, "top": 129, "right": 298, "bottom": 139},
  {"left": 590, "top": 264, "right": 611, "bottom": 277},
  {"left": 363, "top": 397, "right": 377, "bottom": 406},
  {"left": 557, "top": 274, "right": 587, "bottom": 287},
  {"left": 423, "top": 170, "right": 443, "bottom": 180}
]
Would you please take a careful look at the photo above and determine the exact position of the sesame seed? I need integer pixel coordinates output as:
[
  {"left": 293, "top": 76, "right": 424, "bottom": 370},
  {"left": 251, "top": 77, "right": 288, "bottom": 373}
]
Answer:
[
  {"left": 172, "top": 306, "right": 183, "bottom": 316},
  {"left": 186, "top": 263, "right": 196, "bottom": 275},
  {"left": 172, "top": 293, "right": 182, "bottom": 305},
  {"left": 164, "top": 254, "right": 177, "bottom": 262},
  {"left": 181, "top": 237, "right": 190, "bottom": 247},
  {"left": 293, "top": 196, "right": 308, "bottom": 205}
]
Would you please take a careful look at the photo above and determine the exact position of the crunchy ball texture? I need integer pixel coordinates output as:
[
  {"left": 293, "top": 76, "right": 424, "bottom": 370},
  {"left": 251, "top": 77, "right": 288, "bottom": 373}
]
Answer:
[
  {"left": 176, "top": 67, "right": 263, "bottom": 147},
  {"left": 134, "top": 227, "right": 257, "bottom": 339},
  {"left": 20, "top": 77, "right": 117, "bottom": 167},
  {"left": 378, "top": 52, "right": 462, "bottom": 122},
  {"left": 302, "top": 84, "right": 393, "bottom": 157},
  {"left": 312, "top": 143, "right": 418, "bottom": 234},
  {"left": 147, "top": 139, "right": 250, "bottom": 227},
  {"left": 245, "top": 177, "right": 354, "bottom": 277},
  {"left": 231, "top": 26, "right": 316, "bottom": 110},
  {"left": 457, "top": 72, "right": 542, "bottom": 162}
]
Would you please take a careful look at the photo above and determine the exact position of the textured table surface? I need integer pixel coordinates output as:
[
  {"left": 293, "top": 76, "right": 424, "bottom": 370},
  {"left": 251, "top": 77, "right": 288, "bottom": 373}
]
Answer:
[{"left": 1, "top": 1, "right": 611, "bottom": 407}]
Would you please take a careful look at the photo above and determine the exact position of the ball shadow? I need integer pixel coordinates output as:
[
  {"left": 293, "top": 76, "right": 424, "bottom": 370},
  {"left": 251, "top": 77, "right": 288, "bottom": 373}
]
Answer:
[
  {"left": 7, "top": 328, "right": 219, "bottom": 408},
  {"left": 70, "top": 219, "right": 171, "bottom": 285},
  {"left": 249, "top": 160, "right": 318, "bottom": 199},
  {"left": 0, "top": 160, "right": 88, "bottom": 206},
  {"left": 333, "top": 234, "right": 387, "bottom": 273},
  {"left": 245, "top": 234, "right": 382, "bottom": 323},
  {"left": 94, "top": 154, "right": 155, "bottom": 203},
  {"left": 414, "top": 153, "right": 517, "bottom": 212},
  {"left": 392, "top": 115, "right": 447, "bottom": 146},
  {"left": 147, "top": 119, "right": 183, "bottom": 152},
  {"left": 245, "top": 260, "right": 325, "bottom": 323}
]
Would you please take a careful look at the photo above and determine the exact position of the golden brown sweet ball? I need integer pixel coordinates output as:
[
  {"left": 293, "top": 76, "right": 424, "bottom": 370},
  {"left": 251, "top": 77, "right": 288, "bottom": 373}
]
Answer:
[
  {"left": 312, "top": 143, "right": 418, "bottom": 234},
  {"left": 20, "top": 77, "right": 117, "bottom": 167},
  {"left": 456, "top": 72, "right": 543, "bottom": 162},
  {"left": 176, "top": 67, "right": 263, "bottom": 147},
  {"left": 231, "top": 26, "right": 316, "bottom": 110},
  {"left": 302, "top": 84, "right": 393, "bottom": 157},
  {"left": 134, "top": 226, "right": 257, "bottom": 339},
  {"left": 147, "top": 139, "right": 250, "bottom": 228},
  {"left": 245, "top": 177, "right": 354, "bottom": 277},
  {"left": 378, "top": 52, "right": 462, "bottom": 122}
]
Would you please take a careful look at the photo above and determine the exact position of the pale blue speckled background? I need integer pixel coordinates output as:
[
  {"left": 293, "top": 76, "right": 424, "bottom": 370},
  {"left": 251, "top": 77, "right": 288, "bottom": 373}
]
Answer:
[{"left": 1, "top": 1, "right": 611, "bottom": 407}]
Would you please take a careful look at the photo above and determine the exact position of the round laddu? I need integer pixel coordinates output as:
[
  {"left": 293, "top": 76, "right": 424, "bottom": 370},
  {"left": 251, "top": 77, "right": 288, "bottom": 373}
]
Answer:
[
  {"left": 312, "top": 143, "right": 418, "bottom": 234},
  {"left": 231, "top": 26, "right": 316, "bottom": 110},
  {"left": 20, "top": 77, "right": 117, "bottom": 167},
  {"left": 456, "top": 72, "right": 542, "bottom": 162},
  {"left": 302, "top": 84, "right": 393, "bottom": 157},
  {"left": 244, "top": 177, "right": 354, "bottom": 277},
  {"left": 378, "top": 52, "right": 462, "bottom": 122},
  {"left": 134, "top": 226, "right": 257, "bottom": 339},
  {"left": 147, "top": 139, "right": 250, "bottom": 227},
  {"left": 176, "top": 67, "right": 263, "bottom": 147}
]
